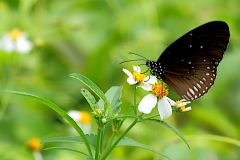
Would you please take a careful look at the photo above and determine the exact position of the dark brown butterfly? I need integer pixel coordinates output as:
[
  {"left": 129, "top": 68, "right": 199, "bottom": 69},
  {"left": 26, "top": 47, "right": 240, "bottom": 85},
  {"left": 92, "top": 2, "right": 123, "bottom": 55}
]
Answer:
[{"left": 146, "top": 21, "right": 230, "bottom": 101}]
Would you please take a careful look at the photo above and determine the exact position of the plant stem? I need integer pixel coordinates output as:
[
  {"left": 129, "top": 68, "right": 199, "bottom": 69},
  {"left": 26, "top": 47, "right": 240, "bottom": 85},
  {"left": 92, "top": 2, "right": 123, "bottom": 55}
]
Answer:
[
  {"left": 105, "top": 115, "right": 140, "bottom": 123},
  {"left": 133, "top": 86, "right": 137, "bottom": 114},
  {"left": 101, "top": 118, "right": 139, "bottom": 160},
  {"left": 104, "top": 131, "right": 116, "bottom": 154},
  {"left": 144, "top": 114, "right": 159, "bottom": 120},
  {"left": 95, "top": 127, "right": 103, "bottom": 160}
]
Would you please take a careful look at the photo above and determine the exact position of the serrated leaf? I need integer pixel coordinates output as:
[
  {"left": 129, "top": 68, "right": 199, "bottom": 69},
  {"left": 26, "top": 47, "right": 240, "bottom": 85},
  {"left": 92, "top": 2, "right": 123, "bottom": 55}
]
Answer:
[
  {"left": 69, "top": 73, "right": 111, "bottom": 114},
  {"left": 117, "top": 137, "right": 169, "bottom": 159},
  {"left": 4, "top": 90, "right": 93, "bottom": 158},
  {"left": 81, "top": 88, "right": 97, "bottom": 111},
  {"left": 148, "top": 118, "right": 190, "bottom": 149},
  {"left": 42, "top": 135, "right": 97, "bottom": 148},
  {"left": 97, "top": 86, "right": 122, "bottom": 114}
]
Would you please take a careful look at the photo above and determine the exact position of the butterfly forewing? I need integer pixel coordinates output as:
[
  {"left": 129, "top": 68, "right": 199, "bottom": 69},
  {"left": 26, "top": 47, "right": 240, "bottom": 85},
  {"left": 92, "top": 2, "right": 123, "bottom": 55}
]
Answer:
[{"left": 156, "top": 21, "right": 230, "bottom": 100}]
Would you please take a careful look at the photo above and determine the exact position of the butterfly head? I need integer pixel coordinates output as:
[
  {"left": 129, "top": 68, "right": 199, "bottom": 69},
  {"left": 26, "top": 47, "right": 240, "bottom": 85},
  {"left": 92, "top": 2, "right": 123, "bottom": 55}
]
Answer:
[{"left": 146, "top": 60, "right": 163, "bottom": 79}]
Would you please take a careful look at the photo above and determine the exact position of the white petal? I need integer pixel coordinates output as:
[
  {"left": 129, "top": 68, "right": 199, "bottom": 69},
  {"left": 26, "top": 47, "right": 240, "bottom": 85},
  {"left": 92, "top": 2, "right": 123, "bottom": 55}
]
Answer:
[
  {"left": 0, "top": 35, "right": 14, "bottom": 52},
  {"left": 138, "top": 94, "right": 157, "bottom": 114},
  {"left": 166, "top": 97, "right": 176, "bottom": 106},
  {"left": 177, "top": 99, "right": 191, "bottom": 107},
  {"left": 138, "top": 83, "right": 152, "bottom": 91},
  {"left": 123, "top": 68, "right": 133, "bottom": 78},
  {"left": 127, "top": 77, "right": 137, "bottom": 85},
  {"left": 33, "top": 151, "right": 43, "bottom": 160},
  {"left": 144, "top": 76, "right": 157, "bottom": 84},
  {"left": 68, "top": 110, "right": 80, "bottom": 122},
  {"left": 133, "top": 66, "right": 141, "bottom": 73},
  {"left": 15, "top": 35, "right": 32, "bottom": 54},
  {"left": 157, "top": 96, "right": 172, "bottom": 120},
  {"left": 123, "top": 68, "right": 137, "bottom": 84},
  {"left": 182, "top": 107, "right": 192, "bottom": 112}
]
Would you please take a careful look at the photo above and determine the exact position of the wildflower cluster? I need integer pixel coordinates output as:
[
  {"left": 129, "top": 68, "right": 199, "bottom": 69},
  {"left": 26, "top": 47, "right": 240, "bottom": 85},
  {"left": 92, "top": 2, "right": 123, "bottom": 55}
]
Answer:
[
  {"left": 8, "top": 71, "right": 192, "bottom": 160},
  {"left": 0, "top": 28, "right": 32, "bottom": 54},
  {"left": 123, "top": 66, "right": 191, "bottom": 119}
]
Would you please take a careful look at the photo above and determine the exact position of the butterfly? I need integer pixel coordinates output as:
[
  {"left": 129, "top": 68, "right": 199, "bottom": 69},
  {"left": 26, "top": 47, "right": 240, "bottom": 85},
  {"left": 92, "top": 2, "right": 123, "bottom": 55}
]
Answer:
[{"left": 146, "top": 21, "right": 230, "bottom": 101}]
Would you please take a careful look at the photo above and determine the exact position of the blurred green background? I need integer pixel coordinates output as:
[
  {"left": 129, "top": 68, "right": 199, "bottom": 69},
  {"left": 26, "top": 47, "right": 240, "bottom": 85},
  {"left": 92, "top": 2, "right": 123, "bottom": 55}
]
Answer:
[{"left": 0, "top": 0, "right": 240, "bottom": 159}]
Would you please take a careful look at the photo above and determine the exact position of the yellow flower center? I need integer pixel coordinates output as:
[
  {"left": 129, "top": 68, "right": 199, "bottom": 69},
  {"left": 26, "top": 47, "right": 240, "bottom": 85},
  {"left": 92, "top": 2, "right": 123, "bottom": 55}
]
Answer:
[
  {"left": 133, "top": 72, "right": 145, "bottom": 82},
  {"left": 176, "top": 101, "right": 186, "bottom": 111},
  {"left": 152, "top": 83, "right": 168, "bottom": 98},
  {"left": 28, "top": 138, "right": 42, "bottom": 151},
  {"left": 80, "top": 111, "right": 92, "bottom": 125},
  {"left": 9, "top": 28, "right": 22, "bottom": 41}
]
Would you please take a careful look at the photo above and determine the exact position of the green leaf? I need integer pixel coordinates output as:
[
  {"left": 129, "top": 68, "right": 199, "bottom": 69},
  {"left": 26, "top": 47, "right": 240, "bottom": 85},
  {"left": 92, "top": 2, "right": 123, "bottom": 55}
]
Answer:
[
  {"left": 106, "top": 86, "right": 122, "bottom": 113},
  {"left": 187, "top": 134, "right": 240, "bottom": 147},
  {"left": 116, "top": 137, "right": 169, "bottom": 159},
  {"left": 147, "top": 119, "right": 190, "bottom": 149},
  {"left": 69, "top": 73, "right": 111, "bottom": 114},
  {"left": 4, "top": 90, "right": 93, "bottom": 158},
  {"left": 98, "top": 86, "right": 122, "bottom": 114},
  {"left": 43, "top": 147, "right": 89, "bottom": 156},
  {"left": 42, "top": 135, "right": 97, "bottom": 148},
  {"left": 81, "top": 88, "right": 97, "bottom": 111}
]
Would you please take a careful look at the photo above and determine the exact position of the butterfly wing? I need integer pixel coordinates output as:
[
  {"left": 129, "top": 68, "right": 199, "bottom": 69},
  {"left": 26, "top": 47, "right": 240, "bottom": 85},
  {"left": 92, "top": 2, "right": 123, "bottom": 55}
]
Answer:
[{"left": 158, "top": 21, "right": 230, "bottom": 100}]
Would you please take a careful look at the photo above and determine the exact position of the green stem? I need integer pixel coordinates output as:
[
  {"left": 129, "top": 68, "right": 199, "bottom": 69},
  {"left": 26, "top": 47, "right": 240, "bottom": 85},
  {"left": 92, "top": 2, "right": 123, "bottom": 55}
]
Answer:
[
  {"left": 104, "top": 131, "right": 116, "bottom": 154},
  {"left": 106, "top": 115, "right": 140, "bottom": 123},
  {"left": 101, "top": 118, "right": 139, "bottom": 160},
  {"left": 144, "top": 114, "right": 159, "bottom": 120},
  {"left": 95, "top": 127, "right": 103, "bottom": 160},
  {"left": 100, "top": 128, "right": 104, "bottom": 156},
  {"left": 133, "top": 86, "right": 137, "bottom": 114}
]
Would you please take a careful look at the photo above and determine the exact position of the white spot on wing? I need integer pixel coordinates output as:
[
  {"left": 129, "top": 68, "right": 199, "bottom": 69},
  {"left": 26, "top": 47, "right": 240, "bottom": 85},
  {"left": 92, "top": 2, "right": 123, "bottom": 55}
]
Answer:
[
  {"left": 193, "top": 86, "right": 198, "bottom": 92},
  {"left": 197, "top": 83, "right": 201, "bottom": 89},
  {"left": 187, "top": 91, "right": 192, "bottom": 98},
  {"left": 189, "top": 88, "right": 195, "bottom": 95}
]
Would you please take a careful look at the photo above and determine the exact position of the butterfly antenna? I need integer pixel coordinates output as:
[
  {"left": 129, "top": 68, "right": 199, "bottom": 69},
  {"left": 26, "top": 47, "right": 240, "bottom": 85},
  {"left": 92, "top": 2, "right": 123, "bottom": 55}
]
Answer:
[
  {"left": 137, "top": 63, "right": 146, "bottom": 66},
  {"left": 128, "top": 52, "right": 148, "bottom": 60},
  {"left": 144, "top": 75, "right": 150, "bottom": 82},
  {"left": 119, "top": 59, "right": 146, "bottom": 64}
]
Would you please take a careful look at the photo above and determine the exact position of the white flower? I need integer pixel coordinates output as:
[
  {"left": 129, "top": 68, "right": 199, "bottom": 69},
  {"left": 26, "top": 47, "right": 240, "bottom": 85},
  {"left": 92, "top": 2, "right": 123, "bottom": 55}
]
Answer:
[
  {"left": 68, "top": 110, "right": 92, "bottom": 134},
  {"left": 138, "top": 83, "right": 175, "bottom": 120},
  {"left": 27, "top": 138, "right": 43, "bottom": 160},
  {"left": 175, "top": 99, "right": 192, "bottom": 112},
  {"left": 123, "top": 66, "right": 157, "bottom": 91},
  {"left": 0, "top": 28, "right": 32, "bottom": 54}
]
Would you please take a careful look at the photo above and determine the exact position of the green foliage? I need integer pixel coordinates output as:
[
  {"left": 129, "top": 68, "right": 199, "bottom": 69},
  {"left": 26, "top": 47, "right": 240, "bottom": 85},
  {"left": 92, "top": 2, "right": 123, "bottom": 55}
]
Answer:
[
  {"left": 97, "top": 86, "right": 122, "bottom": 114},
  {"left": 0, "top": 0, "right": 240, "bottom": 160}
]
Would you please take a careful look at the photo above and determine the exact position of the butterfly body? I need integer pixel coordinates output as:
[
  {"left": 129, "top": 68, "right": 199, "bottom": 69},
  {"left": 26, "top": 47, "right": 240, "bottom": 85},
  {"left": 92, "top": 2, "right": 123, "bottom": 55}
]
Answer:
[{"left": 146, "top": 21, "right": 230, "bottom": 101}]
